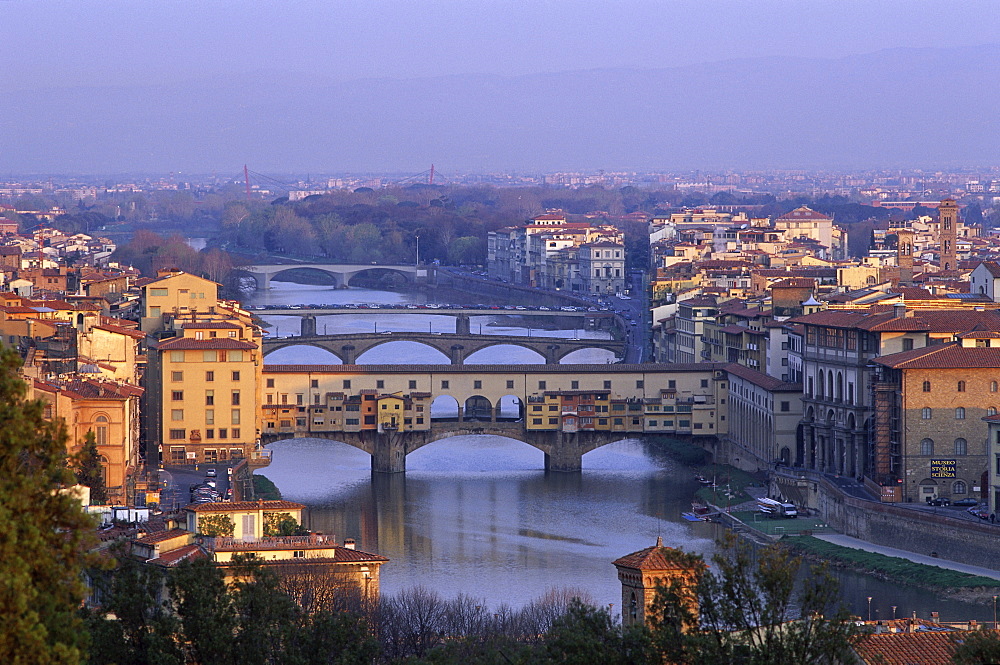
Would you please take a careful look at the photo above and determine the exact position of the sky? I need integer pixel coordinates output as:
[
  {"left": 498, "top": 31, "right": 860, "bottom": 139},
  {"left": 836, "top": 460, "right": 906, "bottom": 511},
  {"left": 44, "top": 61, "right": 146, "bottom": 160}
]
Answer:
[
  {"left": 3, "top": 1, "right": 1000, "bottom": 173},
  {"left": 3, "top": 0, "right": 999, "bottom": 89}
]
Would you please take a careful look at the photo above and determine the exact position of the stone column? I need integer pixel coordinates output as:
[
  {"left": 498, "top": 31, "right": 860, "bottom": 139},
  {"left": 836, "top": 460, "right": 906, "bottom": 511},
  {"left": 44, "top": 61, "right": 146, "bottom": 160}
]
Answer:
[
  {"left": 371, "top": 431, "right": 406, "bottom": 473},
  {"left": 340, "top": 345, "right": 357, "bottom": 365},
  {"left": 540, "top": 431, "right": 583, "bottom": 472},
  {"left": 544, "top": 344, "right": 561, "bottom": 364},
  {"left": 455, "top": 315, "right": 471, "bottom": 335},
  {"left": 449, "top": 344, "right": 466, "bottom": 365}
]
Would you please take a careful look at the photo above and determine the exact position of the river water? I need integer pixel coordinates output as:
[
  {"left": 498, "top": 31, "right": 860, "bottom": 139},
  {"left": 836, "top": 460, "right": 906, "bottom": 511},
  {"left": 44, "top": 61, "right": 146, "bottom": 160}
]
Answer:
[{"left": 246, "top": 280, "right": 996, "bottom": 621}]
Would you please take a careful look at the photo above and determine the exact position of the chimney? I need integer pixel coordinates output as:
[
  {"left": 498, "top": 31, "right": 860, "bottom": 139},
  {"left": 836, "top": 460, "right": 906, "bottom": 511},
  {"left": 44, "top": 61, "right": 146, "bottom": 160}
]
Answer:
[
  {"left": 893, "top": 303, "right": 906, "bottom": 319},
  {"left": 344, "top": 538, "right": 356, "bottom": 550},
  {"left": 931, "top": 611, "right": 940, "bottom": 622}
]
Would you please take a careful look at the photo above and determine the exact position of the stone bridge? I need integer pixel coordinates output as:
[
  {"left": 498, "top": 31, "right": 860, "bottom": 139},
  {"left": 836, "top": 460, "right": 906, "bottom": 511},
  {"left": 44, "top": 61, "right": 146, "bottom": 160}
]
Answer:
[
  {"left": 261, "top": 331, "right": 624, "bottom": 364},
  {"left": 238, "top": 263, "right": 425, "bottom": 290},
  {"left": 262, "top": 422, "right": 637, "bottom": 473}
]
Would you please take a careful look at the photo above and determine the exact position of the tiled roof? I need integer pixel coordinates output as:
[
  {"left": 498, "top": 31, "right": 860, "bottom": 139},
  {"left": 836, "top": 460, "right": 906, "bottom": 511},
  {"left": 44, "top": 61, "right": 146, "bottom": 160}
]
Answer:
[
  {"left": 93, "top": 323, "right": 146, "bottom": 339},
  {"left": 977, "top": 261, "right": 1000, "bottom": 278},
  {"left": 158, "top": 337, "right": 257, "bottom": 350},
  {"left": 725, "top": 364, "right": 801, "bottom": 392},
  {"left": 147, "top": 544, "right": 208, "bottom": 567},
  {"left": 777, "top": 206, "right": 833, "bottom": 222},
  {"left": 134, "top": 528, "right": 190, "bottom": 545},
  {"left": 874, "top": 343, "right": 1000, "bottom": 369},
  {"left": 853, "top": 630, "right": 957, "bottom": 665},
  {"left": 181, "top": 322, "right": 242, "bottom": 329},
  {"left": 185, "top": 500, "right": 306, "bottom": 512},
  {"left": 613, "top": 537, "right": 704, "bottom": 571},
  {"left": 791, "top": 308, "right": 1000, "bottom": 333},
  {"left": 263, "top": 363, "right": 729, "bottom": 374}
]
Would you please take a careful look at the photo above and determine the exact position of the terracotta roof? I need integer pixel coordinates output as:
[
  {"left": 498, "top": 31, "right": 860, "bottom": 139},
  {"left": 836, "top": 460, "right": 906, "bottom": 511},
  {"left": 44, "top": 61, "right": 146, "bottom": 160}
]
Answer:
[
  {"left": 185, "top": 500, "right": 306, "bottom": 512},
  {"left": 34, "top": 377, "right": 143, "bottom": 399},
  {"left": 134, "top": 528, "right": 190, "bottom": 545},
  {"left": 777, "top": 207, "right": 833, "bottom": 222},
  {"left": 874, "top": 343, "right": 1000, "bottom": 369},
  {"left": 263, "top": 363, "right": 729, "bottom": 374},
  {"left": 853, "top": 630, "right": 957, "bottom": 665},
  {"left": 93, "top": 323, "right": 146, "bottom": 339},
  {"left": 328, "top": 547, "right": 390, "bottom": 563},
  {"left": 180, "top": 322, "right": 242, "bottom": 329},
  {"left": 725, "top": 364, "right": 801, "bottom": 392},
  {"left": 158, "top": 337, "right": 257, "bottom": 350},
  {"left": 147, "top": 544, "right": 208, "bottom": 567},
  {"left": 791, "top": 308, "right": 1000, "bottom": 334},
  {"left": 612, "top": 537, "right": 704, "bottom": 571}
]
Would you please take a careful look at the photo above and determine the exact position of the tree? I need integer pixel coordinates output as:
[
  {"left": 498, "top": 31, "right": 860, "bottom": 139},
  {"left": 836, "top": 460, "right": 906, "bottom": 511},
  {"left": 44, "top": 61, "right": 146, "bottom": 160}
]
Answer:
[
  {"left": 541, "top": 599, "right": 653, "bottom": 665},
  {"left": 168, "top": 558, "right": 237, "bottom": 665},
  {"left": 0, "top": 344, "right": 98, "bottom": 663},
  {"left": 951, "top": 627, "right": 1000, "bottom": 664},
  {"left": 197, "top": 514, "right": 235, "bottom": 537},
  {"left": 648, "top": 535, "right": 863, "bottom": 665},
  {"left": 74, "top": 430, "right": 107, "bottom": 505}
]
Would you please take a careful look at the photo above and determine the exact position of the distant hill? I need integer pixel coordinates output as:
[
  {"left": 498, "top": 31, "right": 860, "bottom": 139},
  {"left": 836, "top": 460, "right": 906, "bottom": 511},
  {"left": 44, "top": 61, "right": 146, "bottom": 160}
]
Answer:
[{"left": 4, "top": 44, "right": 1000, "bottom": 173}]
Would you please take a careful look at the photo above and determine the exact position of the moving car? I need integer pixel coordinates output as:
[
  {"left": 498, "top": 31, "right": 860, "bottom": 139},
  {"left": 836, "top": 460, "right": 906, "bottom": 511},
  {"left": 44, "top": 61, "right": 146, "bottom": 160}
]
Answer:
[{"left": 953, "top": 497, "right": 979, "bottom": 507}]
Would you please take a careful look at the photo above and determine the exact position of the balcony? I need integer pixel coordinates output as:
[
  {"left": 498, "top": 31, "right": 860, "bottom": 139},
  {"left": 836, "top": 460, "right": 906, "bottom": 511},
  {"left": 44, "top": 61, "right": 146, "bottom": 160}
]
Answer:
[{"left": 208, "top": 534, "right": 336, "bottom": 552}]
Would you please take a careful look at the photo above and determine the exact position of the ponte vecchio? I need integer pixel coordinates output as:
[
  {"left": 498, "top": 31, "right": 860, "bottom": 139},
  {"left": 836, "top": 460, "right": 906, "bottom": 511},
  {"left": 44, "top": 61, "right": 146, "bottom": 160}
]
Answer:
[{"left": 260, "top": 362, "right": 728, "bottom": 472}]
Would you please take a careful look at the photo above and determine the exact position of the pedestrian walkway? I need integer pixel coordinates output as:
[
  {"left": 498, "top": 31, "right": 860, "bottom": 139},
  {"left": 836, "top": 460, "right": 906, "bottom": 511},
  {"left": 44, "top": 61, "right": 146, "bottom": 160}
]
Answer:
[{"left": 814, "top": 533, "right": 1000, "bottom": 581}]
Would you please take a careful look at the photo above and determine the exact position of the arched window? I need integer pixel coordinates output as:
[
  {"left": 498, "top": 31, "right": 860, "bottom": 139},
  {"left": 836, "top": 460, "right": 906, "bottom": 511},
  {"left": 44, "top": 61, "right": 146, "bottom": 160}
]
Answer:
[
  {"left": 992, "top": 381, "right": 998, "bottom": 393},
  {"left": 630, "top": 592, "right": 638, "bottom": 621},
  {"left": 957, "top": 380, "right": 966, "bottom": 392},
  {"left": 988, "top": 407, "right": 997, "bottom": 416},
  {"left": 95, "top": 414, "right": 109, "bottom": 446},
  {"left": 922, "top": 380, "right": 931, "bottom": 392},
  {"left": 920, "top": 438, "right": 934, "bottom": 455},
  {"left": 827, "top": 372, "right": 834, "bottom": 400},
  {"left": 921, "top": 407, "right": 932, "bottom": 419},
  {"left": 956, "top": 407, "right": 966, "bottom": 420},
  {"left": 955, "top": 438, "right": 968, "bottom": 455},
  {"left": 817, "top": 370, "right": 824, "bottom": 398},
  {"left": 953, "top": 480, "right": 967, "bottom": 495},
  {"left": 836, "top": 372, "right": 843, "bottom": 401}
]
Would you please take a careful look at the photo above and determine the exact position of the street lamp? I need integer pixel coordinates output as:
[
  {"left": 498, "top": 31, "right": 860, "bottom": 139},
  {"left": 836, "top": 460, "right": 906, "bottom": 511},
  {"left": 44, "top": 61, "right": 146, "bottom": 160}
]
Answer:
[
  {"left": 993, "top": 595, "right": 997, "bottom": 629},
  {"left": 867, "top": 596, "right": 873, "bottom": 622}
]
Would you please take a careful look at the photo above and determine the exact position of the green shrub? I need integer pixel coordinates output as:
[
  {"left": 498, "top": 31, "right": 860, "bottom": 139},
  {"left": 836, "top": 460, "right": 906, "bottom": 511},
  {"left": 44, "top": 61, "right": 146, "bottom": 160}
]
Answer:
[{"left": 252, "top": 474, "right": 282, "bottom": 500}]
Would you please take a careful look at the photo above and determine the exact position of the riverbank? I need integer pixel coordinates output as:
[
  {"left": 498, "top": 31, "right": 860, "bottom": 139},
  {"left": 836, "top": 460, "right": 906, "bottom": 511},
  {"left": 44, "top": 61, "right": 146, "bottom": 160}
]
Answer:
[{"left": 785, "top": 535, "right": 1000, "bottom": 602}]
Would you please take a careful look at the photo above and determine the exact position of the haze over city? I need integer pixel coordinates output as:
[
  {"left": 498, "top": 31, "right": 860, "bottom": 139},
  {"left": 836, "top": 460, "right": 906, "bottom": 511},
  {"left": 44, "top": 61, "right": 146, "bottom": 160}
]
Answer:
[{"left": 4, "top": 1, "right": 1000, "bottom": 173}]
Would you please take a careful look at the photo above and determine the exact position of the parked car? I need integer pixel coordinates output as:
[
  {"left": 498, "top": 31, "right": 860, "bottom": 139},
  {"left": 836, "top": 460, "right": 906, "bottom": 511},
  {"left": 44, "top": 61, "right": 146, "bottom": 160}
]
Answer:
[
  {"left": 926, "top": 497, "right": 950, "bottom": 506},
  {"left": 953, "top": 497, "right": 979, "bottom": 507},
  {"left": 205, "top": 468, "right": 217, "bottom": 477}
]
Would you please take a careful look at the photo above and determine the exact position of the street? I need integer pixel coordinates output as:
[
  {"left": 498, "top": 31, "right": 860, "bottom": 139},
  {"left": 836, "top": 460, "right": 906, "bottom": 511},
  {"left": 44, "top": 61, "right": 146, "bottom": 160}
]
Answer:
[{"left": 158, "top": 464, "right": 232, "bottom": 512}]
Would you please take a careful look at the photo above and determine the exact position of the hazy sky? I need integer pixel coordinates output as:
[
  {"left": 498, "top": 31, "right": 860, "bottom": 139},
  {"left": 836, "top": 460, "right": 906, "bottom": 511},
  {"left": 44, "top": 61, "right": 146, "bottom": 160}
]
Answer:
[{"left": 4, "top": 0, "right": 1000, "bottom": 88}]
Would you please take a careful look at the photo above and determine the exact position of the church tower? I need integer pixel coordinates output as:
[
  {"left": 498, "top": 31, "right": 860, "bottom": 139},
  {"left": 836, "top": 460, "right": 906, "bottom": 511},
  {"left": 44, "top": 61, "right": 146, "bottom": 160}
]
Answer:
[
  {"left": 896, "top": 228, "right": 914, "bottom": 286},
  {"left": 613, "top": 537, "right": 704, "bottom": 629},
  {"left": 938, "top": 199, "right": 959, "bottom": 272}
]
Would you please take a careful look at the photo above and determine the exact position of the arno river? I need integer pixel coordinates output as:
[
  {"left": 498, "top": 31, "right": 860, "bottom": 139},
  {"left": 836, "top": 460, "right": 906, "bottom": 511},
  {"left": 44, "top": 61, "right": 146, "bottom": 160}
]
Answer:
[{"left": 247, "top": 280, "right": 994, "bottom": 622}]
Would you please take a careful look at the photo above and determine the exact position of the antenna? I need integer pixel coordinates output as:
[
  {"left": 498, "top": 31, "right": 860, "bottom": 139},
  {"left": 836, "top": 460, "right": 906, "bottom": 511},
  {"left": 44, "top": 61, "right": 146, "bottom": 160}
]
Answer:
[{"left": 244, "top": 165, "right": 251, "bottom": 200}]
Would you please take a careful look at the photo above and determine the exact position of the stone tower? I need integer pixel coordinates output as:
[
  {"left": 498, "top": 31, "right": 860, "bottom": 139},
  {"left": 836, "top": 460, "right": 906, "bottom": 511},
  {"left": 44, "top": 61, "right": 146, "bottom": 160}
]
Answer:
[
  {"left": 612, "top": 536, "right": 704, "bottom": 629},
  {"left": 896, "top": 228, "right": 914, "bottom": 286},
  {"left": 938, "top": 199, "right": 959, "bottom": 272}
]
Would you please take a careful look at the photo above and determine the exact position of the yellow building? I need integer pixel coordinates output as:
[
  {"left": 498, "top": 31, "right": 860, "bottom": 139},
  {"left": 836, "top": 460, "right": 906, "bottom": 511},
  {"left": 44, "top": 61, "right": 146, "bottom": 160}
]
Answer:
[{"left": 140, "top": 270, "right": 220, "bottom": 333}]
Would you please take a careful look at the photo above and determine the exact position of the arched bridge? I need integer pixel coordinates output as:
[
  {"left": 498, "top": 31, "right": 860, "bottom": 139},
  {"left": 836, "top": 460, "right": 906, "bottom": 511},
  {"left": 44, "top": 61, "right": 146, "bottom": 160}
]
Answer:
[
  {"left": 239, "top": 263, "right": 424, "bottom": 290},
  {"left": 261, "top": 331, "right": 624, "bottom": 364}
]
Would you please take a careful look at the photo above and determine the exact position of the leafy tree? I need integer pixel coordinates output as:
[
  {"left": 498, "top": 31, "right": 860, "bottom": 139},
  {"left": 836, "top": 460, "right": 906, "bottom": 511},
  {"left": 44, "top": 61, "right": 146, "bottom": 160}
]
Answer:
[
  {"left": 74, "top": 430, "right": 108, "bottom": 505},
  {"left": 0, "top": 344, "right": 98, "bottom": 664},
  {"left": 951, "top": 627, "right": 1000, "bottom": 664},
  {"left": 197, "top": 514, "right": 235, "bottom": 537},
  {"left": 167, "top": 558, "right": 237, "bottom": 665},
  {"left": 542, "top": 599, "right": 653, "bottom": 665},
  {"left": 263, "top": 512, "right": 305, "bottom": 537},
  {"left": 649, "top": 535, "right": 863, "bottom": 665}
]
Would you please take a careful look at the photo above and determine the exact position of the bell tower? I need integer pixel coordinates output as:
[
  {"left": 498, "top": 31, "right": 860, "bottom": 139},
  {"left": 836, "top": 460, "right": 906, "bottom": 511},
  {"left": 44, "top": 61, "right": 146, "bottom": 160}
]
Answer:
[
  {"left": 938, "top": 199, "right": 959, "bottom": 272},
  {"left": 613, "top": 537, "right": 704, "bottom": 629},
  {"left": 896, "top": 228, "right": 914, "bottom": 286}
]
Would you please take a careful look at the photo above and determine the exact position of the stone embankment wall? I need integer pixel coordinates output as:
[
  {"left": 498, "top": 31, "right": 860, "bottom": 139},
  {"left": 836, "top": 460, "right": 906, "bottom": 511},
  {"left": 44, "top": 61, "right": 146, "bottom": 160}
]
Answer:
[{"left": 815, "top": 477, "right": 1000, "bottom": 571}]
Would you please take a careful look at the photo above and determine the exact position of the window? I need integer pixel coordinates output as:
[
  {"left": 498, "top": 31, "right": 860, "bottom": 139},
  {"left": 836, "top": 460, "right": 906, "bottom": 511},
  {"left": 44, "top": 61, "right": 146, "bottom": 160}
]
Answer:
[
  {"left": 955, "top": 438, "right": 968, "bottom": 455},
  {"left": 920, "top": 438, "right": 934, "bottom": 455},
  {"left": 171, "top": 390, "right": 183, "bottom": 401},
  {"left": 549, "top": 405, "right": 558, "bottom": 411},
  {"left": 532, "top": 405, "right": 542, "bottom": 412},
  {"left": 206, "top": 410, "right": 214, "bottom": 425},
  {"left": 441, "top": 380, "right": 449, "bottom": 389},
  {"left": 780, "top": 401, "right": 790, "bottom": 412},
  {"left": 549, "top": 417, "right": 558, "bottom": 424},
  {"left": 95, "top": 415, "right": 109, "bottom": 446},
  {"left": 266, "top": 378, "right": 275, "bottom": 388},
  {"left": 993, "top": 381, "right": 998, "bottom": 393},
  {"left": 649, "top": 420, "right": 657, "bottom": 427},
  {"left": 310, "top": 379, "right": 318, "bottom": 388},
  {"left": 990, "top": 407, "right": 998, "bottom": 416},
  {"left": 701, "top": 379, "right": 709, "bottom": 388},
  {"left": 507, "top": 380, "right": 515, "bottom": 389},
  {"left": 205, "top": 370, "right": 214, "bottom": 382},
  {"left": 902, "top": 338, "right": 914, "bottom": 351},
  {"left": 169, "top": 350, "right": 185, "bottom": 363},
  {"left": 232, "top": 409, "right": 241, "bottom": 425},
  {"left": 232, "top": 391, "right": 240, "bottom": 405},
  {"left": 409, "top": 380, "right": 417, "bottom": 389},
  {"left": 231, "top": 371, "right": 240, "bottom": 381},
  {"left": 218, "top": 429, "right": 227, "bottom": 438},
  {"left": 921, "top": 407, "right": 932, "bottom": 419},
  {"left": 171, "top": 371, "right": 183, "bottom": 382},
  {"left": 171, "top": 409, "right": 184, "bottom": 421},
  {"left": 668, "top": 380, "right": 676, "bottom": 389},
  {"left": 958, "top": 380, "right": 966, "bottom": 392},
  {"left": 205, "top": 429, "right": 214, "bottom": 439},
  {"left": 150, "top": 288, "right": 168, "bottom": 297},
  {"left": 532, "top": 418, "right": 543, "bottom": 425},
  {"left": 343, "top": 380, "right": 352, "bottom": 389},
  {"left": 956, "top": 407, "right": 966, "bottom": 420},
  {"left": 538, "top": 381, "right": 546, "bottom": 390},
  {"left": 604, "top": 380, "right": 612, "bottom": 389},
  {"left": 296, "top": 393, "right": 303, "bottom": 405},
  {"left": 202, "top": 351, "right": 216, "bottom": 362},
  {"left": 376, "top": 380, "right": 384, "bottom": 389},
  {"left": 636, "top": 380, "right": 644, "bottom": 389},
  {"left": 922, "top": 381, "right": 931, "bottom": 392},
  {"left": 231, "top": 428, "right": 240, "bottom": 439},
  {"left": 205, "top": 390, "right": 214, "bottom": 406},
  {"left": 346, "top": 418, "right": 359, "bottom": 425},
  {"left": 571, "top": 380, "right": 579, "bottom": 390},
  {"left": 169, "top": 429, "right": 185, "bottom": 440},
  {"left": 474, "top": 380, "right": 482, "bottom": 389},
  {"left": 953, "top": 480, "right": 967, "bottom": 494}
]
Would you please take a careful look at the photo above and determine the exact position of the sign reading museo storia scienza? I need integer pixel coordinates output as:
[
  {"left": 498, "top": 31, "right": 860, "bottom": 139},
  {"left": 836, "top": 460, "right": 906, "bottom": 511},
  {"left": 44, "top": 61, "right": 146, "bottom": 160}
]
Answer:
[{"left": 930, "top": 459, "right": 956, "bottom": 478}]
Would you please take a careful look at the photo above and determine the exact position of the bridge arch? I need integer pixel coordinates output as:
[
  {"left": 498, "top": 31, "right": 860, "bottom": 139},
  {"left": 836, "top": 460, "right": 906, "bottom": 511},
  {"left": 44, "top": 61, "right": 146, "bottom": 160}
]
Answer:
[
  {"left": 261, "top": 340, "right": 347, "bottom": 363},
  {"left": 345, "top": 267, "right": 412, "bottom": 287},
  {"left": 354, "top": 340, "right": 450, "bottom": 364},
  {"left": 464, "top": 343, "right": 546, "bottom": 364},
  {"left": 430, "top": 395, "right": 460, "bottom": 421},
  {"left": 559, "top": 347, "right": 620, "bottom": 364},
  {"left": 496, "top": 395, "right": 524, "bottom": 422},
  {"left": 268, "top": 266, "right": 341, "bottom": 286}
]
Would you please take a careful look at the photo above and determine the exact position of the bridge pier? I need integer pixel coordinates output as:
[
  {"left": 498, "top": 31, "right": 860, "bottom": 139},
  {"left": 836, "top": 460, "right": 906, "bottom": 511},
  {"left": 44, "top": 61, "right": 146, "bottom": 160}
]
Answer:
[
  {"left": 544, "top": 344, "right": 561, "bottom": 364},
  {"left": 449, "top": 344, "right": 466, "bottom": 365},
  {"left": 301, "top": 315, "right": 317, "bottom": 337},
  {"left": 341, "top": 345, "right": 357, "bottom": 364},
  {"left": 542, "top": 431, "right": 584, "bottom": 472},
  {"left": 456, "top": 315, "right": 471, "bottom": 335},
  {"left": 372, "top": 431, "right": 407, "bottom": 473}
]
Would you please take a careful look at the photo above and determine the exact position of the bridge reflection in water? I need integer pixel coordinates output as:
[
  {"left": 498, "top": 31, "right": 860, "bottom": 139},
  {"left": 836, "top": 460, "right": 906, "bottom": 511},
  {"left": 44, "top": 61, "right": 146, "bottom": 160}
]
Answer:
[{"left": 261, "top": 362, "right": 726, "bottom": 473}]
